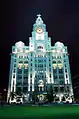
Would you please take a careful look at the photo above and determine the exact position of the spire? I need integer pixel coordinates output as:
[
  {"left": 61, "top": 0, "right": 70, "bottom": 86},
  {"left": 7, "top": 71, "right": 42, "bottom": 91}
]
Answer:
[
  {"left": 37, "top": 14, "right": 41, "bottom": 17},
  {"left": 35, "top": 14, "right": 43, "bottom": 25},
  {"left": 33, "top": 14, "right": 46, "bottom": 32}
]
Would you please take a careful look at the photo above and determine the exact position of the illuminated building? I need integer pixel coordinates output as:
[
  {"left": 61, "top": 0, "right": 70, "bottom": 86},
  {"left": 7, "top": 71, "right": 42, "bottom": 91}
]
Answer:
[{"left": 7, "top": 14, "right": 73, "bottom": 103}]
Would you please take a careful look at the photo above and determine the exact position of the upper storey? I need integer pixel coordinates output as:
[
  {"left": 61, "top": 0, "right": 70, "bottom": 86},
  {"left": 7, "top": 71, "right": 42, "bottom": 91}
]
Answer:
[
  {"left": 29, "top": 14, "right": 51, "bottom": 51},
  {"left": 33, "top": 14, "right": 46, "bottom": 33}
]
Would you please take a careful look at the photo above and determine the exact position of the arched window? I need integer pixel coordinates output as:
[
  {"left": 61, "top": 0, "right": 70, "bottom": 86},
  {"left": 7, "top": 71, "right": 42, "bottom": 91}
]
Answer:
[
  {"left": 58, "top": 60, "right": 61, "bottom": 63},
  {"left": 37, "top": 46, "right": 43, "bottom": 49},
  {"left": 24, "top": 60, "right": 28, "bottom": 63},
  {"left": 53, "top": 60, "right": 56, "bottom": 64}
]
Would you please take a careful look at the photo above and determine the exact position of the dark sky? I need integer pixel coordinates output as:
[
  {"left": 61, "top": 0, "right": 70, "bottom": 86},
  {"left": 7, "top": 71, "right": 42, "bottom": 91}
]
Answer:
[{"left": 1, "top": 0, "right": 79, "bottom": 91}]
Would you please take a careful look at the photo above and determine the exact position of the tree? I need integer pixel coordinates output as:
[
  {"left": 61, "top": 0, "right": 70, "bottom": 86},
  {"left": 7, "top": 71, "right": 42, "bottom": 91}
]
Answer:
[
  {"left": 47, "top": 85, "right": 54, "bottom": 103},
  {"left": 32, "top": 91, "right": 39, "bottom": 103},
  {"left": 10, "top": 92, "right": 16, "bottom": 100}
]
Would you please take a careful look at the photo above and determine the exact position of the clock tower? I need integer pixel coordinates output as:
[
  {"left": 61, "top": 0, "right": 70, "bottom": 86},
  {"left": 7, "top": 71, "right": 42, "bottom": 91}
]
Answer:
[{"left": 29, "top": 14, "right": 51, "bottom": 52}]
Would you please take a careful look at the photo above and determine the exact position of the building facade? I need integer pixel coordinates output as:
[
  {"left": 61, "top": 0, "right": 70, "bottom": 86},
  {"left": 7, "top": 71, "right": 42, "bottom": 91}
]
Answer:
[{"left": 7, "top": 15, "right": 73, "bottom": 103}]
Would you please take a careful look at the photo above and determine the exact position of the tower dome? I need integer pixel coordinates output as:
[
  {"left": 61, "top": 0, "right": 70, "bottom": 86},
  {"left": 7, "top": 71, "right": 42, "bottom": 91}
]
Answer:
[
  {"left": 55, "top": 42, "right": 64, "bottom": 48},
  {"left": 15, "top": 41, "right": 25, "bottom": 48}
]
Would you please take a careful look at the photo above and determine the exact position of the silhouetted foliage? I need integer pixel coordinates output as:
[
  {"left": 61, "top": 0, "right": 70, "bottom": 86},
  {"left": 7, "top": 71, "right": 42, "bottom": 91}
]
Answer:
[
  {"left": 32, "top": 91, "right": 39, "bottom": 103},
  {"left": 47, "top": 85, "right": 54, "bottom": 103}
]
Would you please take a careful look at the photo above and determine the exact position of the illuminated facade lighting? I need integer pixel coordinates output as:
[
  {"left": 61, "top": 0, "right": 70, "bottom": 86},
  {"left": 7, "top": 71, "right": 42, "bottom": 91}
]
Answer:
[{"left": 7, "top": 14, "right": 74, "bottom": 104}]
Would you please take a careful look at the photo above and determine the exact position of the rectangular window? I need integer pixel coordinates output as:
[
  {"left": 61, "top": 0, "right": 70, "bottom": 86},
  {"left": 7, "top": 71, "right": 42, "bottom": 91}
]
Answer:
[
  {"left": 14, "top": 64, "right": 16, "bottom": 67},
  {"left": 60, "top": 87, "right": 64, "bottom": 92},
  {"left": 13, "top": 74, "right": 15, "bottom": 78},
  {"left": 12, "top": 47, "right": 15, "bottom": 52},
  {"left": 50, "top": 74, "right": 51, "bottom": 78},
  {"left": 30, "top": 68, "right": 32, "bottom": 71},
  {"left": 64, "top": 60, "right": 66, "bottom": 62},
  {"left": 49, "top": 63, "right": 51, "bottom": 66},
  {"left": 17, "top": 75, "right": 22, "bottom": 79},
  {"left": 60, "top": 80, "right": 64, "bottom": 85},
  {"left": 30, "top": 74, "right": 32, "bottom": 78},
  {"left": 14, "top": 69, "right": 15, "bottom": 73},
  {"left": 30, "top": 63, "right": 32, "bottom": 66},
  {"left": 67, "top": 86, "right": 69, "bottom": 92},
  {"left": 30, "top": 86, "right": 32, "bottom": 91},
  {"left": 30, "top": 79, "right": 32, "bottom": 85},
  {"left": 49, "top": 67, "right": 51, "bottom": 71},
  {"left": 54, "top": 87, "right": 58, "bottom": 92},
  {"left": 23, "top": 87, "right": 28, "bottom": 93},
  {"left": 54, "top": 75, "right": 57, "bottom": 79},
  {"left": 53, "top": 69, "right": 57, "bottom": 73},
  {"left": 19, "top": 56, "right": 23, "bottom": 59},
  {"left": 66, "top": 74, "right": 68, "bottom": 78},
  {"left": 63, "top": 54, "right": 65, "bottom": 58},
  {"left": 24, "top": 76, "right": 28, "bottom": 79},
  {"left": 44, "top": 64, "right": 46, "bottom": 67},
  {"left": 24, "top": 69, "right": 28, "bottom": 74},
  {"left": 59, "top": 75, "right": 64, "bottom": 79},
  {"left": 14, "top": 59, "right": 16, "bottom": 62},
  {"left": 59, "top": 69, "right": 63, "bottom": 73},
  {"left": 16, "top": 87, "right": 21, "bottom": 94},
  {"left": 17, "top": 69, "right": 22, "bottom": 74},
  {"left": 65, "top": 69, "right": 67, "bottom": 73}
]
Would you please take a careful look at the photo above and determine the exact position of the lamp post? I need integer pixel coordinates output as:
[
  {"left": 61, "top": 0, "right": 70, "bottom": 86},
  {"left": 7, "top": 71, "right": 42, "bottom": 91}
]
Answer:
[{"left": 4, "top": 89, "right": 6, "bottom": 103}]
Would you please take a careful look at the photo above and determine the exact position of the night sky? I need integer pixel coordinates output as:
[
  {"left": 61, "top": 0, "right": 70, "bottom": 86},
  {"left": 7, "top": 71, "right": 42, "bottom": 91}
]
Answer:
[{"left": 1, "top": 0, "right": 79, "bottom": 92}]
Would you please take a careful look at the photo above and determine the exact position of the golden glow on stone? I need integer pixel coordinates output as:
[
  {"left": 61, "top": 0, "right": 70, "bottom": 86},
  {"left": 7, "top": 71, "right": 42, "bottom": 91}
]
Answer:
[
  {"left": 58, "top": 63, "right": 63, "bottom": 69},
  {"left": 24, "top": 64, "right": 28, "bottom": 69},
  {"left": 18, "top": 63, "right": 22, "bottom": 69},
  {"left": 52, "top": 64, "right": 57, "bottom": 69},
  {"left": 52, "top": 50, "right": 56, "bottom": 53}
]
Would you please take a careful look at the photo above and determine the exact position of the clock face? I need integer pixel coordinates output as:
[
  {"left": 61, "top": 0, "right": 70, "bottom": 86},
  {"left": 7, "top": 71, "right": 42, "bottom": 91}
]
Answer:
[{"left": 36, "top": 28, "right": 43, "bottom": 34}]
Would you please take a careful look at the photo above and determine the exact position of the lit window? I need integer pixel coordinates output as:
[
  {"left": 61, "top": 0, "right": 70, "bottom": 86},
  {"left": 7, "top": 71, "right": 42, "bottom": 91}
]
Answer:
[
  {"left": 18, "top": 64, "right": 22, "bottom": 69},
  {"left": 24, "top": 64, "right": 28, "bottom": 69},
  {"left": 52, "top": 64, "right": 57, "bottom": 69},
  {"left": 58, "top": 64, "right": 63, "bottom": 69}
]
